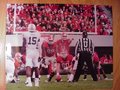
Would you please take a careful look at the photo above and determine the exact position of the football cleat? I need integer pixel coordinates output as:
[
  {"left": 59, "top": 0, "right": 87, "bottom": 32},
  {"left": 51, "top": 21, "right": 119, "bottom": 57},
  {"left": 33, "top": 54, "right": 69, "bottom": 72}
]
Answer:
[
  {"left": 26, "top": 82, "right": 32, "bottom": 87},
  {"left": 35, "top": 78, "right": 39, "bottom": 87}
]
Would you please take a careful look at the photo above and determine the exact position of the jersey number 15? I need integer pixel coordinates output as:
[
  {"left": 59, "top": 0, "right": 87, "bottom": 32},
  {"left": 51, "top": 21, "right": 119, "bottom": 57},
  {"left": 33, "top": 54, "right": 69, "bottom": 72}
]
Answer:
[{"left": 28, "top": 37, "right": 37, "bottom": 45}]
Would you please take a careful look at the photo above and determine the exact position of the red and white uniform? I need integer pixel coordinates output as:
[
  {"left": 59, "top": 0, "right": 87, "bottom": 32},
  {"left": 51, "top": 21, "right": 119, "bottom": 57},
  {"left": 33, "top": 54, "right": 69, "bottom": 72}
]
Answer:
[
  {"left": 42, "top": 41, "right": 57, "bottom": 57},
  {"left": 14, "top": 57, "right": 21, "bottom": 69},
  {"left": 56, "top": 34, "right": 73, "bottom": 74},
  {"left": 92, "top": 52, "right": 101, "bottom": 69},
  {"left": 57, "top": 55, "right": 73, "bottom": 70},
  {"left": 100, "top": 55, "right": 108, "bottom": 64},
  {"left": 92, "top": 52, "right": 99, "bottom": 63},
  {"left": 42, "top": 41, "right": 57, "bottom": 72},
  {"left": 56, "top": 39, "right": 71, "bottom": 58},
  {"left": 56, "top": 54, "right": 74, "bottom": 82}
]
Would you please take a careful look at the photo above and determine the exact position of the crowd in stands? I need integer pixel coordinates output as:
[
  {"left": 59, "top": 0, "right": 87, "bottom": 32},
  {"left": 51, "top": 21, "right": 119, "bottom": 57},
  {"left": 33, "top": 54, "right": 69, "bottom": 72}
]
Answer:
[
  {"left": 97, "top": 5, "right": 113, "bottom": 35},
  {"left": 6, "top": 4, "right": 112, "bottom": 35}
]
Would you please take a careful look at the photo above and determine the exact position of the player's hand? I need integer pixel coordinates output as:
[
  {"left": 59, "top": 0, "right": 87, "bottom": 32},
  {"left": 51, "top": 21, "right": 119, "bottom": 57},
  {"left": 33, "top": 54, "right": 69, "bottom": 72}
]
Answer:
[
  {"left": 76, "top": 53, "right": 79, "bottom": 60},
  {"left": 38, "top": 57, "right": 41, "bottom": 62}
]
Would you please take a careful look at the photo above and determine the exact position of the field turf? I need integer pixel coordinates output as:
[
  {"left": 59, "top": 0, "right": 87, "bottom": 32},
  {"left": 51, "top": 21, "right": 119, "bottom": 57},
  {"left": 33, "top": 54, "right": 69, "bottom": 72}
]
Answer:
[{"left": 7, "top": 74, "right": 113, "bottom": 90}]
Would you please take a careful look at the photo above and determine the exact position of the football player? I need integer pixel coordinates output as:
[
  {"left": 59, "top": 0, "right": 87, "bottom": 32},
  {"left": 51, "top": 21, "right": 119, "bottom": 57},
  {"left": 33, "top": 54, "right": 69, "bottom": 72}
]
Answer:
[
  {"left": 23, "top": 23, "right": 40, "bottom": 87},
  {"left": 5, "top": 43, "right": 15, "bottom": 83},
  {"left": 41, "top": 35, "right": 57, "bottom": 82},
  {"left": 92, "top": 52, "right": 107, "bottom": 80},
  {"left": 55, "top": 33, "right": 74, "bottom": 82},
  {"left": 14, "top": 52, "right": 23, "bottom": 82}
]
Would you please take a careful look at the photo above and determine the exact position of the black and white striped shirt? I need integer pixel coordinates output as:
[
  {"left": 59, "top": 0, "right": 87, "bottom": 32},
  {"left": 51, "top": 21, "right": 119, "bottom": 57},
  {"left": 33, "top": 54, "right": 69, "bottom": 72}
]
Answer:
[{"left": 75, "top": 38, "right": 94, "bottom": 55}]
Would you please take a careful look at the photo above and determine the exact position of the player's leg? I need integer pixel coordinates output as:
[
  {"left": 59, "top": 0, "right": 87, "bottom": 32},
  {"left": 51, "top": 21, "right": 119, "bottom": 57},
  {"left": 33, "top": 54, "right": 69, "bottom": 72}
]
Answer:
[
  {"left": 65, "top": 55, "right": 74, "bottom": 82},
  {"left": 71, "top": 58, "right": 78, "bottom": 82},
  {"left": 68, "top": 69, "right": 74, "bottom": 82},
  {"left": 73, "top": 53, "right": 84, "bottom": 82},
  {"left": 33, "top": 52, "right": 40, "bottom": 87},
  {"left": 38, "top": 58, "right": 41, "bottom": 80},
  {"left": 83, "top": 73, "right": 87, "bottom": 80},
  {"left": 25, "top": 55, "right": 32, "bottom": 87},
  {"left": 95, "top": 62, "right": 101, "bottom": 80},
  {"left": 83, "top": 66, "right": 88, "bottom": 80},
  {"left": 31, "top": 67, "right": 35, "bottom": 82},
  {"left": 47, "top": 71, "right": 55, "bottom": 82},
  {"left": 97, "top": 67, "right": 101, "bottom": 80},
  {"left": 100, "top": 67, "right": 107, "bottom": 79},
  {"left": 47, "top": 57, "right": 57, "bottom": 82},
  {"left": 6, "top": 60, "right": 15, "bottom": 83},
  {"left": 55, "top": 56, "right": 62, "bottom": 82},
  {"left": 26, "top": 66, "right": 32, "bottom": 86},
  {"left": 14, "top": 68, "right": 19, "bottom": 82},
  {"left": 34, "top": 67, "right": 39, "bottom": 86},
  {"left": 46, "top": 58, "right": 51, "bottom": 81},
  {"left": 86, "top": 52, "right": 98, "bottom": 81}
]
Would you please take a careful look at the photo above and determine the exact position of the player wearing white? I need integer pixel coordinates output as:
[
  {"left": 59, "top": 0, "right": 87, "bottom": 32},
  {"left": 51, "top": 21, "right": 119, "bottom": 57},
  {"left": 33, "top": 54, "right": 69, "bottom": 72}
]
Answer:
[
  {"left": 31, "top": 37, "right": 44, "bottom": 82},
  {"left": 23, "top": 24, "right": 40, "bottom": 87},
  {"left": 5, "top": 43, "right": 15, "bottom": 83},
  {"left": 6, "top": 56, "right": 15, "bottom": 83},
  {"left": 55, "top": 33, "right": 74, "bottom": 82}
]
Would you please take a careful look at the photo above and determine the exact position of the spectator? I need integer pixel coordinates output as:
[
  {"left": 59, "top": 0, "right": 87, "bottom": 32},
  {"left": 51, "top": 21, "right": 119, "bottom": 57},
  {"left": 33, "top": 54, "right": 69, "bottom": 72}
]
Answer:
[{"left": 6, "top": 4, "right": 112, "bottom": 35}]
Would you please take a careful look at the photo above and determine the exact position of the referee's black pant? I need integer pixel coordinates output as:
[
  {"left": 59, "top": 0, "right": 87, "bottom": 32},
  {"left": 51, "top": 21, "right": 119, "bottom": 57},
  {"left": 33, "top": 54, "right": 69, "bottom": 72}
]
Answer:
[{"left": 73, "top": 51, "right": 98, "bottom": 82}]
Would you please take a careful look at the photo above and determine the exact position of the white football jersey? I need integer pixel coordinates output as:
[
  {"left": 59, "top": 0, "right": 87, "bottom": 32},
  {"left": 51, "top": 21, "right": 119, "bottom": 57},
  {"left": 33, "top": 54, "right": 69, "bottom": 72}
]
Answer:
[{"left": 23, "top": 32, "right": 40, "bottom": 50}]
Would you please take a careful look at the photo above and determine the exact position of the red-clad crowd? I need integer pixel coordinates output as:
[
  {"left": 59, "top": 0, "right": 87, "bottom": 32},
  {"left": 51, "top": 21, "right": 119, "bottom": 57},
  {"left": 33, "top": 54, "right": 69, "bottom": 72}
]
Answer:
[
  {"left": 6, "top": 4, "right": 112, "bottom": 35},
  {"left": 97, "top": 5, "right": 112, "bottom": 35}
]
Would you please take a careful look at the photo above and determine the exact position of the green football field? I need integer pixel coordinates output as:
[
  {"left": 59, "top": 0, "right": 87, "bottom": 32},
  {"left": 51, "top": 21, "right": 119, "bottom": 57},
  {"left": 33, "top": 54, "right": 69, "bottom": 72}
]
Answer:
[{"left": 6, "top": 74, "right": 113, "bottom": 90}]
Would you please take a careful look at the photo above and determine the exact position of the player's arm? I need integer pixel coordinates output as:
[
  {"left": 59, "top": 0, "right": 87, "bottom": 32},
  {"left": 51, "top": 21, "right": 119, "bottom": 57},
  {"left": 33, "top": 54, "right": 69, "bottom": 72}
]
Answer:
[
  {"left": 55, "top": 41, "right": 60, "bottom": 56},
  {"left": 75, "top": 39, "right": 81, "bottom": 58},
  {"left": 68, "top": 63, "right": 72, "bottom": 70},
  {"left": 37, "top": 38, "right": 42, "bottom": 61},
  {"left": 41, "top": 42, "right": 46, "bottom": 58},
  {"left": 41, "top": 62, "right": 48, "bottom": 68},
  {"left": 90, "top": 39, "right": 94, "bottom": 54},
  {"left": 68, "top": 38, "right": 74, "bottom": 45},
  {"left": 23, "top": 37, "right": 26, "bottom": 47},
  {"left": 22, "top": 34, "right": 26, "bottom": 47},
  {"left": 56, "top": 58, "right": 61, "bottom": 76},
  {"left": 54, "top": 43, "right": 58, "bottom": 57},
  {"left": 21, "top": 34, "right": 26, "bottom": 54},
  {"left": 56, "top": 63, "right": 60, "bottom": 76}
]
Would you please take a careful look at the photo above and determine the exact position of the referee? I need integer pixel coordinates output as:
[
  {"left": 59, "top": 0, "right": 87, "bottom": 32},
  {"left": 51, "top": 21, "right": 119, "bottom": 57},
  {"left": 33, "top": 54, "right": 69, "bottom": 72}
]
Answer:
[{"left": 73, "top": 30, "right": 98, "bottom": 82}]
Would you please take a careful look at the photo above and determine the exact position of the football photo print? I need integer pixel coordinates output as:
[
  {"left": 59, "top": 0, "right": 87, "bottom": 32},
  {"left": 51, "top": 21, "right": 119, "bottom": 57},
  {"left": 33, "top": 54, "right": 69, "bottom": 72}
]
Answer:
[{"left": 6, "top": 4, "right": 113, "bottom": 90}]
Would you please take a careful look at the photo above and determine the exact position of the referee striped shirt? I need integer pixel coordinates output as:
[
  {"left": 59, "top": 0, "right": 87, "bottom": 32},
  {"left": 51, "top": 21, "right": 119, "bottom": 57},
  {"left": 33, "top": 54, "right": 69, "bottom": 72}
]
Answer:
[{"left": 75, "top": 37, "right": 94, "bottom": 55}]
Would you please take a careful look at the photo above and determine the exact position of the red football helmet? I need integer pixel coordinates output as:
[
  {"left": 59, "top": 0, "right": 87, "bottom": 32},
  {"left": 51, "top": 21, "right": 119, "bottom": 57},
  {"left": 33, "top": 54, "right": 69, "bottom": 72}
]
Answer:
[
  {"left": 61, "top": 32, "right": 67, "bottom": 40},
  {"left": 56, "top": 75, "right": 61, "bottom": 82}
]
